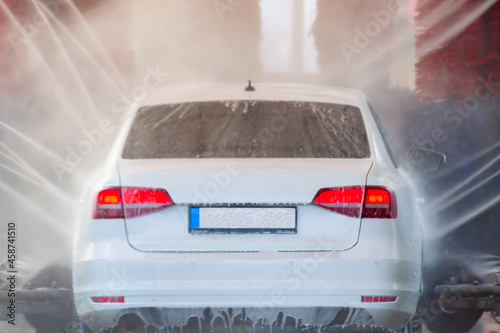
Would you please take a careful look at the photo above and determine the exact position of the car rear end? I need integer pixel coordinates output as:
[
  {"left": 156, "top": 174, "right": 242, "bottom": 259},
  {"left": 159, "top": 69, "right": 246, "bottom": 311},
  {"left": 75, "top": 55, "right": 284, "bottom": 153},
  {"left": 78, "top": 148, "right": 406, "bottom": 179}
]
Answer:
[{"left": 73, "top": 84, "right": 422, "bottom": 332}]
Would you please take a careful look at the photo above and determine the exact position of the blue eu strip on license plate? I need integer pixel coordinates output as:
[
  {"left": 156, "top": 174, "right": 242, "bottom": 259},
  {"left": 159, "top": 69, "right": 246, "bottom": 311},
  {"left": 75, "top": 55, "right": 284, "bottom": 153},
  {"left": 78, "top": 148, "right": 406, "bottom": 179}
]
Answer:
[
  {"left": 189, "top": 207, "right": 296, "bottom": 233},
  {"left": 190, "top": 207, "right": 200, "bottom": 229}
]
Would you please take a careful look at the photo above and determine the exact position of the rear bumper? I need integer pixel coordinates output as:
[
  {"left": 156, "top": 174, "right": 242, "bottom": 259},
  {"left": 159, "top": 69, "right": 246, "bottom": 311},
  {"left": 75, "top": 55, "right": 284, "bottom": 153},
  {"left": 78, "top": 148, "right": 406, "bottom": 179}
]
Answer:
[
  {"left": 73, "top": 219, "right": 422, "bottom": 331},
  {"left": 76, "top": 263, "right": 418, "bottom": 331}
]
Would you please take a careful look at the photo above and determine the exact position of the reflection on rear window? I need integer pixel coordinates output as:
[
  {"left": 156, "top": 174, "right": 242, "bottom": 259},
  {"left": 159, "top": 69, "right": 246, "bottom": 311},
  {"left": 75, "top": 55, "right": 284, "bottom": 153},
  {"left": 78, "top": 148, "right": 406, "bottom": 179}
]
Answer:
[{"left": 122, "top": 101, "right": 370, "bottom": 159}]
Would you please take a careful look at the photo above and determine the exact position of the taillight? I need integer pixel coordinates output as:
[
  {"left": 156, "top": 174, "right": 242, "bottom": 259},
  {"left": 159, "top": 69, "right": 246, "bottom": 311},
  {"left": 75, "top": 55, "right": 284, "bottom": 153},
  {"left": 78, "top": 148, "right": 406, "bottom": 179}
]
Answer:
[
  {"left": 312, "top": 187, "right": 364, "bottom": 218},
  {"left": 312, "top": 186, "right": 397, "bottom": 219},
  {"left": 361, "top": 296, "right": 398, "bottom": 303},
  {"left": 362, "top": 187, "right": 397, "bottom": 218},
  {"left": 93, "top": 186, "right": 174, "bottom": 219},
  {"left": 91, "top": 296, "right": 125, "bottom": 303}
]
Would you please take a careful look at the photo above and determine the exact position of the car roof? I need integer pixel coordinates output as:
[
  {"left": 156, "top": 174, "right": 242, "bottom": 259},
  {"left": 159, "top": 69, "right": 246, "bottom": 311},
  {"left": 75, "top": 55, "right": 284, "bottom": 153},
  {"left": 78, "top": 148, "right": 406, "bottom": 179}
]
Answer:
[{"left": 143, "top": 83, "right": 368, "bottom": 108}]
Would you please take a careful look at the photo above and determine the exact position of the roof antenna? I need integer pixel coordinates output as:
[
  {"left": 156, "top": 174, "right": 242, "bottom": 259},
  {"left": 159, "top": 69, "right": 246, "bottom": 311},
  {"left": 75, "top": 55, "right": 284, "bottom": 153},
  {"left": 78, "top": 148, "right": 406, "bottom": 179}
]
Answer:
[{"left": 245, "top": 80, "right": 255, "bottom": 91}]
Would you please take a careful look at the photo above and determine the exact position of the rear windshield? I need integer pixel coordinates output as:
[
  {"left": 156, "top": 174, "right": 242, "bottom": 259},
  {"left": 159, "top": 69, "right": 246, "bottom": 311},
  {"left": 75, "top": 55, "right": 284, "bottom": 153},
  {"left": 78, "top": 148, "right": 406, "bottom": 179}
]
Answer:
[{"left": 122, "top": 101, "right": 370, "bottom": 159}]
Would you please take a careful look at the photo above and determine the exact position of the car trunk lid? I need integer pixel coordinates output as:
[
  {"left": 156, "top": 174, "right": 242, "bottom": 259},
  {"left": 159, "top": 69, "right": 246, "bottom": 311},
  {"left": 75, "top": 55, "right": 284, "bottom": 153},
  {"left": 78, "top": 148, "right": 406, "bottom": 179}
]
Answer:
[{"left": 118, "top": 159, "right": 372, "bottom": 252}]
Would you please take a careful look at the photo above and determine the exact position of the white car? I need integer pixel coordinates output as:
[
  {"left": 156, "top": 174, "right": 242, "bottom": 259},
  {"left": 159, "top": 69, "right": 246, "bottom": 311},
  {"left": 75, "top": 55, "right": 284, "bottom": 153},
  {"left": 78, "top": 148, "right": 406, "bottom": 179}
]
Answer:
[{"left": 73, "top": 83, "right": 425, "bottom": 333}]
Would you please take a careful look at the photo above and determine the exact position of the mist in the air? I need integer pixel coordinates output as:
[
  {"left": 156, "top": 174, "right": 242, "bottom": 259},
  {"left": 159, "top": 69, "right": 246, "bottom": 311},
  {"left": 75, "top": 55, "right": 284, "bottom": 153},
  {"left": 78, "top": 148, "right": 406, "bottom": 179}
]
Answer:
[{"left": 0, "top": 0, "right": 499, "bottom": 332}]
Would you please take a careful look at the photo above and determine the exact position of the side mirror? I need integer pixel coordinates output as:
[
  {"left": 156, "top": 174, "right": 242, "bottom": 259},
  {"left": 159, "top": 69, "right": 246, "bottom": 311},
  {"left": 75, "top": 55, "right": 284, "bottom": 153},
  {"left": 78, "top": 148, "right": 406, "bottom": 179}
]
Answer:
[{"left": 407, "top": 149, "right": 446, "bottom": 173}]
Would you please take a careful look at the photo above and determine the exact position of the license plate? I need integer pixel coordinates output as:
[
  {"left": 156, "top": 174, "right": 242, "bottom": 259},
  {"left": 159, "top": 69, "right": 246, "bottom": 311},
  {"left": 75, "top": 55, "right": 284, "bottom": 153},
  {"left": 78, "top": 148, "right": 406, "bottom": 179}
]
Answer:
[{"left": 189, "top": 207, "right": 297, "bottom": 233}]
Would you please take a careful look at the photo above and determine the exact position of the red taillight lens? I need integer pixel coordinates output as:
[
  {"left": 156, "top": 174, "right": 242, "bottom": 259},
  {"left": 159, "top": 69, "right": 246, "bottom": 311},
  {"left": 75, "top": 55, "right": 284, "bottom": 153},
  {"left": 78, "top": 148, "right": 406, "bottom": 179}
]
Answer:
[
  {"left": 361, "top": 296, "right": 398, "bottom": 303},
  {"left": 312, "top": 187, "right": 364, "bottom": 218},
  {"left": 91, "top": 296, "right": 125, "bottom": 303},
  {"left": 93, "top": 187, "right": 174, "bottom": 219},
  {"left": 365, "top": 188, "right": 391, "bottom": 204},
  {"left": 362, "top": 186, "right": 397, "bottom": 219},
  {"left": 94, "top": 187, "right": 124, "bottom": 219},
  {"left": 312, "top": 186, "right": 397, "bottom": 219},
  {"left": 97, "top": 189, "right": 121, "bottom": 204},
  {"left": 122, "top": 188, "right": 171, "bottom": 204}
]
